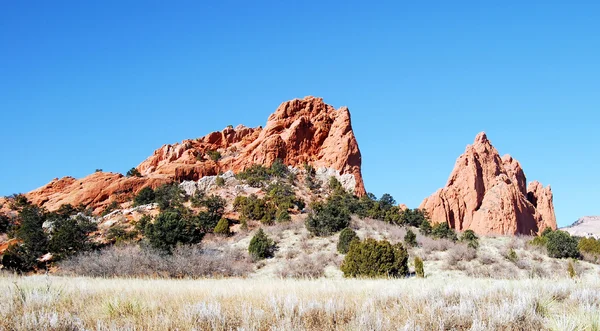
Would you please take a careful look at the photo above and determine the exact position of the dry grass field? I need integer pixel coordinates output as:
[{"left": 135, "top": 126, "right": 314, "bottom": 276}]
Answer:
[
  {"left": 3, "top": 216, "right": 600, "bottom": 330},
  {"left": 1, "top": 274, "right": 599, "bottom": 330}
]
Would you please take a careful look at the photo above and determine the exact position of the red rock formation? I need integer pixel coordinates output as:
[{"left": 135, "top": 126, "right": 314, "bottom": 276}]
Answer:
[
  {"left": 25, "top": 96, "right": 365, "bottom": 213},
  {"left": 420, "top": 132, "right": 557, "bottom": 235}
]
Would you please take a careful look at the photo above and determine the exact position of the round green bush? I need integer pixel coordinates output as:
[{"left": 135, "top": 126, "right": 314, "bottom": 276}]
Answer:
[
  {"left": 133, "top": 187, "right": 155, "bottom": 206},
  {"left": 337, "top": 228, "right": 358, "bottom": 254},
  {"left": 214, "top": 218, "right": 230, "bottom": 236},
  {"left": 414, "top": 256, "right": 424, "bottom": 278},
  {"left": 248, "top": 228, "right": 275, "bottom": 260},
  {"left": 404, "top": 229, "right": 417, "bottom": 247},
  {"left": 340, "top": 238, "right": 409, "bottom": 278},
  {"left": 546, "top": 230, "right": 580, "bottom": 259}
]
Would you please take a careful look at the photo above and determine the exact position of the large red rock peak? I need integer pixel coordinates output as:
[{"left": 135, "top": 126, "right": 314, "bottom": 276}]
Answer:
[
  {"left": 26, "top": 96, "right": 365, "bottom": 213},
  {"left": 420, "top": 132, "right": 556, "bottom": 235}
]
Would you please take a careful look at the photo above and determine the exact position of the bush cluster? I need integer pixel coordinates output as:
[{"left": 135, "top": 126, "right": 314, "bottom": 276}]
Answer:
[
  {"left": 0, "top": 214, "right": 10, "bottom": 233},
  {"left": 135, "top": 193, "right": 225, "bottom": 253},
  {"left": 248, "top": 228, "right": 275, "bottom": 260},
  {"left": 106, "top": 225, "right": 138, "bottom": 244},
  {"left": 460, "top": 229, "right": 479, "bottom": 249},
  {"left": 235, "top": 160, "right": 289, "bottom": 188},
  {"left": 337, "top": 228, "right": 358, "bottom": 254},
  {"left": 404, "top": 229, "right": 418, "bottom": 247},
  {"left": 578, "top": 237, "right": 600, "bottom": 262},
  {"left": 58, "top": 245, "right": 252, "bottom": 278},
  {"left": 133, "top": 183, "right": 188, "bottom": 211},
  {"left": 340, "top": 238, "right": 409, "bottom": 278},
  {"left": 214, "top": 218, "right": 230, "bottom": 236},
  {"left": 431, "top": 222, "right": 458, "bottom": 241},
  {"left": 305, "top": 194, "right": 351, "bottom": 236},
  {"left": 126, "top": 167, "right": 142, "bottom": 177},
  {"left": 234, "top": 183, "right": 303, "bottom": 225},
  {"left": 206, "top": 150, "right": 222, "bottom": 161},
  {"left": 530, "top": 228, "right": 580, "bottom": 259},
  {"left": 1, "top": 202, "right": 97, "bottom": 272}
]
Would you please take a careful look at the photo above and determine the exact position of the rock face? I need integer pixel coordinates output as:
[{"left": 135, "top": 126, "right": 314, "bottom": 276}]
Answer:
[
  {"left": 25, "top": 96, "right": 365, "bottom": 213},
  {"left": 562, "top": 216, "right": 600, "bottom": 239},
  {"left": 420, "top": 132, "right": 556, "bottom": 235}
]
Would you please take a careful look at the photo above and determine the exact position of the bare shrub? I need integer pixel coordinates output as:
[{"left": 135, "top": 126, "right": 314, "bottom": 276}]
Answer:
[
  {"left": 285, "top": 249, "right": 299, "bottom": 260},
  {"left": 477, "top": 251, "right": 498, "bottom": 265},
  {"left": 58, "top": 244, "right": 252, "bottom": 278},
  {"left": 443, "top": 244, "right": 477, "bottom": 272},
  {"left": 507, "top": 236, "right": 531, "bottom": 250},
  {"left": 581, "top": 252, "right": 600, "bottom": 264},
  {"left": 420, "top": 236, "right": 455, "bottom": 254},
  {"left": 278, "top": 254, "right": 324, "bottom": 278}
]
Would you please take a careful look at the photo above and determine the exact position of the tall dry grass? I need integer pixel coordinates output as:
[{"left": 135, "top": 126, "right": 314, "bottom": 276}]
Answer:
[{"left": 0, "top": 274, "right": 599, "bottom": 330}]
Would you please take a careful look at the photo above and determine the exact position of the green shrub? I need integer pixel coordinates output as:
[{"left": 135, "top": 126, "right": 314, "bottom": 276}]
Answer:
[
  {"left": 419, "top": 219, "right": 432, "bottom": 236},
  {"left": 337, "top": 228, "right": 358, "bottom": 254},
  {"left": 530, "top": 235, "right": 548, "bottom": 247},
  {"left": 276, "top": 209, "right": 291, "bottom": 223},
  {"left": 340, "top": 238, "right": 409, "bottom": 278},
  {"left": 414, "top": 256, "right": 424, "bottom": 278},
  {"left": 106, "top": 225, "right": 137, "bottom": 243},
  {"left": 506, "top": 248, "right": 518, "bottom": 263},
  {"left": 0, "top": 214, "right": 10, "bottom": 233},
  {"left": 144, "top": 210, "right": 204, "bottom": 253},
  {"left": 546, "top": 230, "right": 580, "bottom": 259},
  {"left": 154, "top": 183, "right": 185, "bottom": 210},
  {"left": 234, "top": 184, "right": 302, "bottom": 225},
  {"left": 126, "top": 167, "right": 142, "bottom": 177},
  {"left": 568, "top": 260, "right": 577, "bottom": 278},
  {"left": 236, "top": 164, "right": 270, "bottom": 187},
  {"left": 134, "top": 215, "right": 152, "bottom": 234},
  {"left": 133, "top": 187, "right": 156, "bottom": 206},
  {"left": 305, "top": 196, "right": 350, "bottom": 236},
  {"left": 260, "top": 203, "right": 277, "bottom": 225},
  {"left": 269, "top": 159, "right": 288, "bottom": 178},
  {"left": 378, "top": 193, "right": 396, "bottom": 211},
  {"left": 48, "top": 213, "right": 97, "bottom": 260},
  {"left": 1, "top": 204, "right": 97, "bottom": 271},
  {"left": 248, "top": 228, "right": 275, "bottom": 260},
  {"left": 214, "top": 218, "right": 230, "bottom": 236},
  {"left": 460, "top": 229, "right": 479, "bottom": 249},
  {"left": 431, "top": 222, "right": 458, "bottom": 241},
  {"left": 404, "top": 229, "right": 417, "bottom": 247},
  {"left": 207, "top": 150, "right": 222, "bottom": 161},
  {"left": 234, "top": 194, "right": 268, "bottom": 221},
  {"left": 578, "top": 237, "right": 600, "bottom": 256},
  {"left": 8, "top": 193, "right": 30, "bottom": 210},
  {"left": 1, "top": 244, "right": 30, "bottom": 272},
  {"left": 193, "top": 195, "right": 226, "bottom": 232},
  {"left": 215, "top": 176, "right": 225, "bottom": 186},
  {"left": 1, "top": 205, "right": 48, "bottom": 272},
  {"left": 304, "top": 163, "right": 319, "bottom": 191},
  {"left": 400, "top": 209, "right": 429, "bottom": 227}
]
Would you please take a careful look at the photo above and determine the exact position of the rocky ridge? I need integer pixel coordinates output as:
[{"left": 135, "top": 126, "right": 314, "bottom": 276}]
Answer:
[
  {"left": 420, "top": 132, "right": 556, "bottom": 235},
  {"left": 25, "top": 97, "right": 365, "bottom": 213}
]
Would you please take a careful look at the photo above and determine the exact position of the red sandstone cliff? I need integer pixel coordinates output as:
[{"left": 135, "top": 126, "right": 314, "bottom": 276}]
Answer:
[
  {"left": 420, "top": 132, "right": 556, "bottom": 235},
  {"left": 26, "top": 96, "right": 365, "bottom": 213}
]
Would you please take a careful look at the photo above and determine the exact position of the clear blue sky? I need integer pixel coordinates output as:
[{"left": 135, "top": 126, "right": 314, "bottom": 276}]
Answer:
[{"left": 1, "top": 1, "right": 598, "bottom": 227}]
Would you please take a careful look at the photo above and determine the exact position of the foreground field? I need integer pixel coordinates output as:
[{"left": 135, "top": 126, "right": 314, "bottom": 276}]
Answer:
[{"left": 1, "top": 274, "right": 599, "bottom": 330}]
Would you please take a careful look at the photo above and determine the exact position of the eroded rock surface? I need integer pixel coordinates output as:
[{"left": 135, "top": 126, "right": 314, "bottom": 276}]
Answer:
[{"left": 420, "top": 132, "right": 557, "bottom": 235}]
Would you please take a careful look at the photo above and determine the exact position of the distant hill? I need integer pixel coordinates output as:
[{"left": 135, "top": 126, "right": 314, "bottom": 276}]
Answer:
[{"left": 561, "top": 216, "right": 600, "bottom": 239}]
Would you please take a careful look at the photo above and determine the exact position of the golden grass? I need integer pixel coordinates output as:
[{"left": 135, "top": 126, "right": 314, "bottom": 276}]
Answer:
[{"left": 1, "top": 274, "right": 599, "bottom": 330}]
